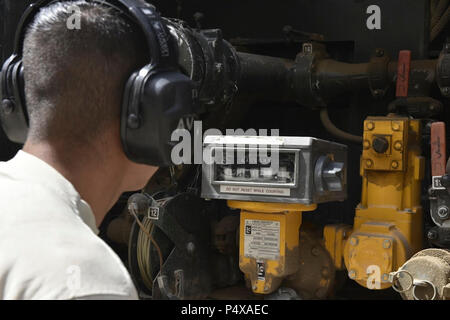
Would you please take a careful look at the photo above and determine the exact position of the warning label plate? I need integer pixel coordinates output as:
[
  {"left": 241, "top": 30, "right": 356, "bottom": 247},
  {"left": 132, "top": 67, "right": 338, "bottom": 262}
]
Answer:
[
  {"left": 244, "top": 219, "right": 280, "bottom": 261},
  {"left": 220, "top": 185, "right": 290, "bottom": 196}
]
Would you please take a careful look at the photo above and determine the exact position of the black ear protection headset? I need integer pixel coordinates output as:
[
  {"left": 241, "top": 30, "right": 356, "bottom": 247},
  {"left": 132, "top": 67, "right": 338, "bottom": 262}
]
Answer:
[{"left": 0, "top": 0, "right": 195, "bottom": 166}]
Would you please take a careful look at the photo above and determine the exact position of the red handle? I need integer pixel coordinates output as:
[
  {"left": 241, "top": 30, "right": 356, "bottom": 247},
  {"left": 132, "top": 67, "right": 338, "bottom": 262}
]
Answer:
[
  {"left": 431, "top": 122, "right": 446, "bottom": 176},
  {"left": 396, "top": 50, "right": 411, "bottom": 98}
]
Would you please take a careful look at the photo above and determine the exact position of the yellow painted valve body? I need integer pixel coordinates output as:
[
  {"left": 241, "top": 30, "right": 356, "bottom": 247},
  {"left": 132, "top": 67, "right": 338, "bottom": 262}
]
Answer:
[
  {"left": 228, "top": 200, "right": 317, "bottom": 294},
  {"left": 350, "top": 116, "right": 424, "bottom": 289},
  {"left": 325, "top": 116, "right": 424, "bottom": 289}
]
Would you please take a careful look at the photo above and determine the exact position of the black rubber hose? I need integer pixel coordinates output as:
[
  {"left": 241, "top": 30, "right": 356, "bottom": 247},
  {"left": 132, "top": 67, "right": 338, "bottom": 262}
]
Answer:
[
  {"left": 431, "top": 5, "right": 450, "bottom": 41},
  {"left": 431, "top": 0, "right": 449, "bottom": 28},
  {"left": 320, "top": 108, "right": 363, "bottom": 143}
]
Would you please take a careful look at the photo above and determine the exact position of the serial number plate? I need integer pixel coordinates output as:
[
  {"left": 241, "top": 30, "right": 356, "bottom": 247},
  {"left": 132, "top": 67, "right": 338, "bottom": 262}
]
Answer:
[{"left": 244, "top": 219, "right": 280, "bottom": 261}]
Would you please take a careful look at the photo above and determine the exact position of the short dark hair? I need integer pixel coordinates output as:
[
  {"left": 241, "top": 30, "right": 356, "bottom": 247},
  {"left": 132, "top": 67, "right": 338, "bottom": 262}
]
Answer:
[{"left": 22, "top": 0, "right": 147, "bottom": 145}]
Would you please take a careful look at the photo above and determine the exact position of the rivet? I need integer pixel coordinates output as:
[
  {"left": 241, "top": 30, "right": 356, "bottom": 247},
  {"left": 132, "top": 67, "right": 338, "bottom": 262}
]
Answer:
[
  {"left": 382, "top": 239, "right": 391, "bottom": 249},
  {"left": 348, "top": 270, "right": 357, "bottom": 279},
  {"left": 350, "top": 237, "right": 359, "bottom": 246},
  {"left": 365, "top": 159, "right": 373, "bottom": 168},
  {"left": 391, "top": 161, "right": 399, "bottom": 169}
]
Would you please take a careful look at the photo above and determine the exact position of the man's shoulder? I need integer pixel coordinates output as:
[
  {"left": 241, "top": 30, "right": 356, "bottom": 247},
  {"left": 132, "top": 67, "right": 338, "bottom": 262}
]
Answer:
[
  {"left": 0, "top": 153, "right": 138, "bottom": 299},
  {"left": 52, "top": 230, "right": 138, "bottom": 300},
  {"left": 0, "top": 183, "right": 138, "bottom": 299},
  {"left": 0, "top": 220, "right": 138, "bottom": 300}
]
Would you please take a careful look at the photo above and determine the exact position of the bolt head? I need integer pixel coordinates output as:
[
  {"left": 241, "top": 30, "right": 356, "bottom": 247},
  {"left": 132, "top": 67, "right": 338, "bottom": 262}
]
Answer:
[
  {"left": 373, "top": 90, "right": 383, "bottom": 98},
  {"left": 365, "top": 159, "right": 373, "bottom": 168},
  {"left": 392, "top": 122, "right": 401, "bottom": 131},
  {"left": 366, "top": 121, "right": 375, "bottom": 130},
  {"left": 437, "top": 206, "right": 450, "bottom": 219},
  {"left": 382, "top": 239, "right": 392, "bottom": 249},
  {"left": 363, "top": 140, "right": 371, "bottom": 149},
  {"left": 350, "top": 237, "right": 359, "bottom": 246},
  {"left": 394, "top": 141, "right": 403, "bottom": 151},
  {"left": 382, "top": 273, "right": 389, "bottom": 282},
  {"left": 427, "top": 229, "right": 438, "bottom": 240},
  {"left": 391, "top": 161, "right": 399, "bottom": 169},
  {"left": 311, "top": 246, "right": 321, "bottom": 256},
  {"left": 186, "top": 242, "right": 195, "bottom": 254},
  {"left": 375, "top": 48, "right": 385, "bottom": 57},
  {"left": 321, "top": 267, "right": 330, "bottom": 278},
  {"left": 348, "top": 270, "right": 357, "bottom": 279}
]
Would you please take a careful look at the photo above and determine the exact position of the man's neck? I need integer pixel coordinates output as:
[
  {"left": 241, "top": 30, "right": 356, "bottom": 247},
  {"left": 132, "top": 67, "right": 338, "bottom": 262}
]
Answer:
[{"left": 23, "top": 140, "right": 126, "bottom": 226}]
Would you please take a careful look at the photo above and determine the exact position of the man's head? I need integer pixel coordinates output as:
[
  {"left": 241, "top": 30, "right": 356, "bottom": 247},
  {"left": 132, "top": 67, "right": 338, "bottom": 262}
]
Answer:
[{"left": 22, "top": 0, "right": 157, "bottom": 191}]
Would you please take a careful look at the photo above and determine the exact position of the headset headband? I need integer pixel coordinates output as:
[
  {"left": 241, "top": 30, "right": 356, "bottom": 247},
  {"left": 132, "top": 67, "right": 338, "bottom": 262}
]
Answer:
[{"left": 13, "top": 0, "right": 175, "bottom": 69}]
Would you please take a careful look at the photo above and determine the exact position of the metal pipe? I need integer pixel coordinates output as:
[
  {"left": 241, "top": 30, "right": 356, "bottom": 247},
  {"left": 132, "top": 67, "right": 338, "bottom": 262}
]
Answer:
[
  {"left": 236, "top": 51, "right": 437, "bottom": 107},
  {"left": 236, "top": 52, "right": 295, "bottom": 101}
]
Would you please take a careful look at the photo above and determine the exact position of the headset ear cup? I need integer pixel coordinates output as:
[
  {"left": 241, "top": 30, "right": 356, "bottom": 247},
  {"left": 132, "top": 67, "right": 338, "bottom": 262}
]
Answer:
[
  {"left": 12, "top": 62, "right": 27, "bottom": 116},
  {"left": 122, "top": 69, "right": 194, "bottom": 166},
  {"left": 0, "top": 56, "right": 29, "bottom": 143},
  {"left": 121, "top": 70, "right": 142, "bottom": 157}
]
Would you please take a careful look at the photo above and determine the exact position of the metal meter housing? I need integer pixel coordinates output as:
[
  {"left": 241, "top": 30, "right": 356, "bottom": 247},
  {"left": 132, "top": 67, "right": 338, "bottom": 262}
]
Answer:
[{"left": 201, "top": 136, "right": 348, "bottom": 204}]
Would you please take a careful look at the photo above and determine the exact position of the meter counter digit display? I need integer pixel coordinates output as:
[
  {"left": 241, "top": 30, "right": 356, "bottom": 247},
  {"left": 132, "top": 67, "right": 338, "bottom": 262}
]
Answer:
[{"left": 201, "top": 136, "right": 348, "bottom": 204}]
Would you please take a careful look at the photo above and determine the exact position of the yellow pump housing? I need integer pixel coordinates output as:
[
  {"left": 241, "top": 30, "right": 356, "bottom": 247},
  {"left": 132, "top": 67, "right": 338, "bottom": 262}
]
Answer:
[
  {"left": 228, "top": 200, "right": 316, "bottom": 294},
  {"left": 324, "top": 115, "right": 424, "bottom": 289}
]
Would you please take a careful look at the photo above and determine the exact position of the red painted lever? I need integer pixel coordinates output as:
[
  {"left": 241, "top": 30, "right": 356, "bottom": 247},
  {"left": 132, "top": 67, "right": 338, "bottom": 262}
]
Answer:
[
  {"left": 396, "top": 50, "right": 411, "bottom": 98},
  {"left": 431, "top": 122, "right": 446, "bottom": 177}
]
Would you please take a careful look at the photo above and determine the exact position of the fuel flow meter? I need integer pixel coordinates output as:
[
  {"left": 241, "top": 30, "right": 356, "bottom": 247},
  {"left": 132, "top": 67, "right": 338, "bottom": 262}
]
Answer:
[{"left": 201, "top": 135, "right": 347, "bottom": 294}]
